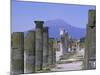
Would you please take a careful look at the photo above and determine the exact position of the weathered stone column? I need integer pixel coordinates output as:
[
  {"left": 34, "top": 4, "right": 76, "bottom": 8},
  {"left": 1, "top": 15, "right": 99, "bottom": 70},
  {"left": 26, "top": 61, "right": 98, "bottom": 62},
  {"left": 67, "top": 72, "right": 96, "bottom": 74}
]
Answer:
[
  {"left": 43, "top": 27, "right": 49, "bottom": 70},
  {"left": 24, "top": 31, "right": 35, "bottom": 73},
  {"left": 48, "top": 38, "right": 54, "bottom": 67},
  {"left": 60, "top": 30, "right": 69, "bottom": 55},
  {"left": 48, "top": 38, "right": 56, "bottom": 68},
  {"left": 69, "top": 37, "right": 73, "bottom": 52},
  {"left": 64, "top": 32, "right": 69, "bottom": 53},
  {"left": 52, "top": 39, "right": 57, "bottom": 65},
  {"left": 35, "top": 21, "right": 44, "bottom": 71},
  {"left": 84, "top": 10, "right": 96, "bottom": 70},
  {"left": 11, "top": 32, "right": 24, "bottom": 75}
]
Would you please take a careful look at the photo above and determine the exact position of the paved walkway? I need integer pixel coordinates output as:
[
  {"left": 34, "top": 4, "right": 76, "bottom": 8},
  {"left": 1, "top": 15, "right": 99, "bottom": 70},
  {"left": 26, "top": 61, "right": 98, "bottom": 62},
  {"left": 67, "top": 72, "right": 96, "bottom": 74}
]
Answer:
[{"left": 50, "top": 49, "right": 84, "bottom": 72}]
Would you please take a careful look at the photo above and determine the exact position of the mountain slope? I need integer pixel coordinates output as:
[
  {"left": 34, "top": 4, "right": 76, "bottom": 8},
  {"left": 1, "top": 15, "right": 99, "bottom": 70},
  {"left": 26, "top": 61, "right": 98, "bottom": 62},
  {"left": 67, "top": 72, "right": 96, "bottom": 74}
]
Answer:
[
  {"left": 44, "top": 19, "right": 86, "bottom": 39},
  {"left": 25, "top": 19, "right": 86, "bottom": 39}
]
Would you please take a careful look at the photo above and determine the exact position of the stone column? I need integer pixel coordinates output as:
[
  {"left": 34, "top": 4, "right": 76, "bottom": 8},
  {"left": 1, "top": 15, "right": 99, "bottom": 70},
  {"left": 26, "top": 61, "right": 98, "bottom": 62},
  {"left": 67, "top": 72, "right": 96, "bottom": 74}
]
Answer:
[
  {"left": 84, "top": 10, "right": 96, "bottom": 69},
  {"left": 43, "top": 27, "right": 49, "bottom": 70},
  {"left": 69, "top": 37, "right": 73, "bottom": 52},
  {"left": 48, "top": 38, "right": 54, "bottom": 67},
  {"left": 11, "top": 32, "right": 24, "bottom": 75},
  {"left": 35, "top": 21, "right": 44, "bottom": 71},
  {"left": 64, "top": 32, "right": 69, "bottom": 53},
  {"left": 60, "top": 31, "right": 69, "bottom": 55},
  {"left": 48, "top": 38, "right": 56, "bottom": 68},
  {"left": 52, "top": 39, "right": 56, "bottom": 65},
  {"left": 24, "top": 31, "right": 35, "bottom": 73}
]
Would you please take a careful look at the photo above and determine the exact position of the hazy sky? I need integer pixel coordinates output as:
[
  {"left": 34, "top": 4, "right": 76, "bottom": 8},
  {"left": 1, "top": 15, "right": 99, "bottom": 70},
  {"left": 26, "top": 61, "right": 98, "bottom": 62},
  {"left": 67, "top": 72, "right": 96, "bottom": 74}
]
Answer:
[{"left": 11, "top": 0, "right": 96, "bottom": 32}]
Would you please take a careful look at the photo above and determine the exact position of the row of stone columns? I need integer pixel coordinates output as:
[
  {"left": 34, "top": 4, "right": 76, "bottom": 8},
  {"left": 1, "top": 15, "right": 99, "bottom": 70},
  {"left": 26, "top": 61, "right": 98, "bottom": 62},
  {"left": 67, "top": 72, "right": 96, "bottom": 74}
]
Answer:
[{"left": 11, "top": 21, "right": 56, "bottom": 75}]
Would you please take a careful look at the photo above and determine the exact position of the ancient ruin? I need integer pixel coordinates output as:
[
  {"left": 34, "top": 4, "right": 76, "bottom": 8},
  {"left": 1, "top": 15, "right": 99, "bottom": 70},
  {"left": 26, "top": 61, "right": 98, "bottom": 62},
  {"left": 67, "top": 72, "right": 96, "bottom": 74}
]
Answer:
[{"left": 11, "top": 9, "right": 96, "bottom": 74}]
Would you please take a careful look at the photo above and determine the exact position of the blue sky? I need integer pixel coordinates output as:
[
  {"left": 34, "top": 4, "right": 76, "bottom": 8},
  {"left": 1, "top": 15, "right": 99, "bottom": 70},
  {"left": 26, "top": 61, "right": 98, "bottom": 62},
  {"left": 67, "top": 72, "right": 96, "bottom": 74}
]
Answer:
[{"left": 11, "top": 0, "right": 96, "bottom": 32}]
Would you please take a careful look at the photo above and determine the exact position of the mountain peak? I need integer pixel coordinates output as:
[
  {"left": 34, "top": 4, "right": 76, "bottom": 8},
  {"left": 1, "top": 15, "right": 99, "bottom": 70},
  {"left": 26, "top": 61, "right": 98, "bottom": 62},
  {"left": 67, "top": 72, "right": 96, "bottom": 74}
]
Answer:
[{"left": 44, "top": 19, "right": 86, "bottom": 39}]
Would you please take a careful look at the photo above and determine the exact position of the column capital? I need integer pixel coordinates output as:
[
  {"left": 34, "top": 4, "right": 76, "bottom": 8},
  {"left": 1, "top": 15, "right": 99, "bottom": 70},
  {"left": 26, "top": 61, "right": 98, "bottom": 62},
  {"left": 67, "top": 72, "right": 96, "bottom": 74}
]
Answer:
[{"left": 34, "top": 21, "right": 44, "bottom": 28}]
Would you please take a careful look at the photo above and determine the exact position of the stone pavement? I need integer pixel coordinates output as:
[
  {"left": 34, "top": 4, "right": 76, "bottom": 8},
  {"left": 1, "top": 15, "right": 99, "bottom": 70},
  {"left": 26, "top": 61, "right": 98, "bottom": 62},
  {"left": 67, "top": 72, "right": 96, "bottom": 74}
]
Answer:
[{"left": 50, "top": 49, "right": 84, "bottom": 72}]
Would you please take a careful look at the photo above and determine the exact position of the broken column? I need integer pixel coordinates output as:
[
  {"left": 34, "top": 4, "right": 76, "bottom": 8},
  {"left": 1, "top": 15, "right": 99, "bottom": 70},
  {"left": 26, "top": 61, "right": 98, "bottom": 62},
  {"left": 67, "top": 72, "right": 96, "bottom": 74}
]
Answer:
[
  {"left": 48, "top": 38, "right": 56, "bottom": 68},
  {"left": 43, "top": 27, "right": 49, "bottom": 70},
  {"left": 52, "top": 39, "right": 57, "bottom": 65},
  {"left": 64, "top": 32, "right": 69, "bottom": 53},
  {"left": 11, "top": 32, "right": 24, "bottom": 75},
  {"left": 69, "top": 37, "right": 73, "bottom": 52},
  {"left": 60, "top": 29, "right": 69, "bottom": 55},
  {"left": 84, "top": 10, "right": 96, "bottom": 69},
  {"left": 35, "top": 21, "right": 44, "bottom": 71},
  {"left": 24, "top": 31, "right": 35, "bottom": 73},
  {"left": 48, "top": 38, "right": 54, "bottom": 67}
]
